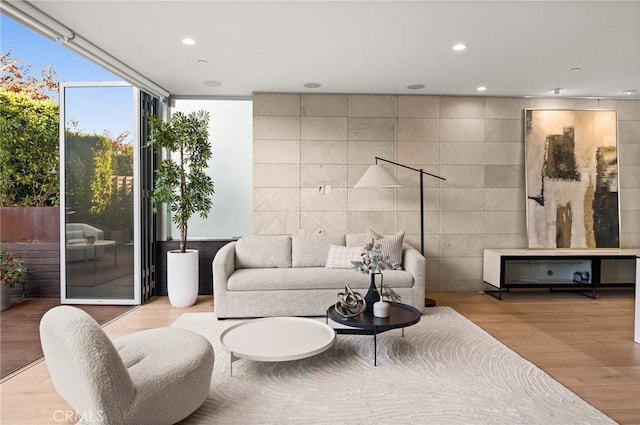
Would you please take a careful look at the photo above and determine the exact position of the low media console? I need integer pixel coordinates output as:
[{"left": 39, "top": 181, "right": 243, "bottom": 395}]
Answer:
[{"left": 483, "top": 248, "right": 640, "bottom": 300}]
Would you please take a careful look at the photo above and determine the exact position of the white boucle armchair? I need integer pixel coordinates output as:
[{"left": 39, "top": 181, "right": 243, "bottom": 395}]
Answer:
[{"left": 40, "top": 306, "right": 214, "bottom": 425}]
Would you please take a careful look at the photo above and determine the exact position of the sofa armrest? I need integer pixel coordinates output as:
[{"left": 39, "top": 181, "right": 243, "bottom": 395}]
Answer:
[
  {"left": 212, "top": 241, "right": 237, "bottom": 316},
  {"left": 402, "top": 244, "right": 426, "bottom": 313}
]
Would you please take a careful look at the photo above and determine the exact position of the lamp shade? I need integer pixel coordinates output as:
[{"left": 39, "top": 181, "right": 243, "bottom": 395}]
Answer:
[{"left": 354, "top": 164, "right": 402, "bottom": 188}]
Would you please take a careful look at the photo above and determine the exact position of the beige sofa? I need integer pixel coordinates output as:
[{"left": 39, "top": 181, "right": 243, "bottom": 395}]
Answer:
[{"left": 212, "top": 233, "right": 425, "bottom": 318}]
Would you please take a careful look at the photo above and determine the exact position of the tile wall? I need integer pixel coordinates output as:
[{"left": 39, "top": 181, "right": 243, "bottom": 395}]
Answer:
[{"left": 253, "top": 93, "right": 640, "bottom": 292}]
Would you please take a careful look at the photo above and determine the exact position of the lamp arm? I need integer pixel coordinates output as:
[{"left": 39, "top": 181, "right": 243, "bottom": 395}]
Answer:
[
  {"left": 372, "top": 156, "right": 440, "bottom": 308},
  {"left": 374, "top": 157, "right": 446, "bottom": 181}
]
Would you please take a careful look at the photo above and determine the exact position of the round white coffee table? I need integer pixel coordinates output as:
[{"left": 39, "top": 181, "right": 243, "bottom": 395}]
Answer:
[
  {"left": 66, "top": 240, "right": 117, "bottom": 271},
  {"left": 219, "top": 317, "right": 335, "bottom": 376}
]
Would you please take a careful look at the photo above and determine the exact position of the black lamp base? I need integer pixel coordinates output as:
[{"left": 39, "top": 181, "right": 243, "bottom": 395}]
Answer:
[{"left": 425, "top": 297, "right": 436, "bottom": 308}]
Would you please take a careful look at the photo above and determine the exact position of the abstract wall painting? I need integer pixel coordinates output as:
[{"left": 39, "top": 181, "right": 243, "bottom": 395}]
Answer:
[{"left": 524, "top": 109, "right": 619, "bottom": 249}]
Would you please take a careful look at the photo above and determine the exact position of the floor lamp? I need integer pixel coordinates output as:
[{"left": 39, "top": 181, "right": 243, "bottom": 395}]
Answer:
[{"left": 354, "top": 156, "right": 446, "bottom": 308}]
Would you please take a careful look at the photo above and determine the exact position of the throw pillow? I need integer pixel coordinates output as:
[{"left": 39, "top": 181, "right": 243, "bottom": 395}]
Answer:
[
  {"left": 325, "top": 244, "right": 362, "bottom": 269},
  {"left": 292, "top": 234, "right": 345, "bottom": 267},
  {"left": 235, "top": 235, "right": 292, "bottom": 268},
  {"left": 345, "top": 233, "right": 368, "bottom": 247},
  {"left": 367, "top": 229, "right": 405, "bottom": 270}
]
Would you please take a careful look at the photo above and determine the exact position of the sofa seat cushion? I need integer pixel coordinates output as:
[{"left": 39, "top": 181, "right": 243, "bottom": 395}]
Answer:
[{"left": 227, "top": 268, "right": 414, "bottom": 291}]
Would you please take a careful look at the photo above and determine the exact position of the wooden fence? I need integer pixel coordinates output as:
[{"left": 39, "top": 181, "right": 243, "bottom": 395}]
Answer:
[{"left": 1, "top": 207, "right": 60, "bottom": 297}]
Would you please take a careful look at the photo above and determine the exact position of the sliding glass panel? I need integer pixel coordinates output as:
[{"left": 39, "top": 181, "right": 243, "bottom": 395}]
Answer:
[{"left": 60, "top": 82, "right": 139, "bottom": 304}]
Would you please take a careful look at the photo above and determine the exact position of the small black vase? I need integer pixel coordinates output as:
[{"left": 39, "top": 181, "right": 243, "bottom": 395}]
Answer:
[{"left": 364, "top": 272, "right": 381, "bottom": 313}]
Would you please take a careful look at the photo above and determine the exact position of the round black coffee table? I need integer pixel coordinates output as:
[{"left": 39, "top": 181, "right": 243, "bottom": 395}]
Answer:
[{"left": 326, "top": 302, "right": 421, "bottom": 366}]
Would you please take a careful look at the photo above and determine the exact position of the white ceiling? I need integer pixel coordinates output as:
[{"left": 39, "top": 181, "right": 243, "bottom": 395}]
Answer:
[{"left": 26, "top": 1, "right": 640, "bottom": 98}]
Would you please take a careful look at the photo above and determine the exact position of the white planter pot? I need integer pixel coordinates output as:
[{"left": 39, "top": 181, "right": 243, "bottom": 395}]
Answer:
[
  {"left": 1, "top": 282, "right": 12, "bottom": 312},
  {"left": 167, "top": 249, "right": 199, "bottom": 308},
  {"left": 373, "top": 300, "right": 390, "bottom": 318}
]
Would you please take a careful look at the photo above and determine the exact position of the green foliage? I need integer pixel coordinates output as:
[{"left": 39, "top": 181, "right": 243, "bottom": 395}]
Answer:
[
  {"left": 352, "top": 239, "right": 401, "bottom": 302},
  {"left": 0, "top": 51, "right": 133, "bottom": 229},
  {"left": 148, "top": 110, "right": 215, "bottom": 253},
  {"left": 106, "top": 130, "right": 133, "bottom": 176},
  {"left": 104, "top": 131, "right": 133, "bottom": 231},
  {"left": 89, "top": 137, "right": 112, "bottom": 215},
  {"left": 112, "top": 144, "right": 133, "bottom": 176},
  {"left": 65, "top": 132, "right": 115, "bottom": 221},
  {"left": 64, "top": 129, "right": 134, "bottom": 232},
  {"left": 351, "top": 239, "right": 392, "bottom": 274},
  {"left": 0, "top": 89, "right": 59, "bottom": 206}
]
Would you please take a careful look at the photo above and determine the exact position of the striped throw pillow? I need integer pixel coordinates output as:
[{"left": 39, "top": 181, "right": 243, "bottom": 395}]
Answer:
[{"left": 367, "top": 229, "right": 405, "bottom": 270}]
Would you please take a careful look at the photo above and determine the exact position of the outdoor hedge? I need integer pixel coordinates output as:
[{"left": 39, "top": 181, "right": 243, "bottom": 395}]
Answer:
[{"left": 0, "top": 88, "right": 59, "bottom": 207}]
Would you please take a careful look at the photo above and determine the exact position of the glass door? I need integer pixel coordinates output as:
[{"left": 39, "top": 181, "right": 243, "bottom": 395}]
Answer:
[{"left": 59, "top": 82, "right": 140, "bottom": 304}]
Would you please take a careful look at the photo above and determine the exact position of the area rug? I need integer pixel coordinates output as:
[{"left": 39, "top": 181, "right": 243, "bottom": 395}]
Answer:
[{"left": 172, "top": 307, "right": 615, "bottom": 425}]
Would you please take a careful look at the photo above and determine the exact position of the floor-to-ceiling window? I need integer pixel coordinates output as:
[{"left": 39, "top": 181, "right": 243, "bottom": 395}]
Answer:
[{"left": 168, "top": 98, "right": 252, "bottom": 239}]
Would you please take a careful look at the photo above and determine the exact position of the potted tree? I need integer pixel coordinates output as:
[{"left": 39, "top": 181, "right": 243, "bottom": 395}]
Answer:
[{"left": 148, "top": 110, "right": 214, "bottom": 308}]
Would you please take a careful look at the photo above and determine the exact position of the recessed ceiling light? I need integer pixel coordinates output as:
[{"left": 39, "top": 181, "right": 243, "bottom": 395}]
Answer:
[
  {"left": 204, "top": 80, "right": 222, "bottom": 87},
  {"left": 569, "top": 67, "right": 581, "bottom": 72},
  {"left": 197, "top": 59, "right": 208, "bottom": 64},
  {"left": 407, "top": 84, "right": 425, "bottom": 90},
  {"left": 181, "top": 38, "right": 196, "bottom": 45},
  {"left": 303, "top": 82, "right": 322, "bottom": 89},
  {"left": 623, "top": 89, "right": 637, "bottom": 95},
  {"left": 476, "top": 86, "right": 487, "bottom": 92},
  {"left": 552, "top": 87, "right": 563, "bottom": 95},
  {"left": 452, "top": 43, "right": 467, "bottom": 51}
]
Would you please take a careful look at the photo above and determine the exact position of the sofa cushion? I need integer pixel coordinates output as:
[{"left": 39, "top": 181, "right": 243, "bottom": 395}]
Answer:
[
  {"left": 368, "top": 229, "right": 405, "bottom": 270},
  {"left": 235, "top": 235, "right": 292, "bottom": 268},
  {"left": 345, "top": 233, "right": 369, "bottom": 247},
  {"left": 227, "top": 267, "right": 414, "bottom": 291},
  {"left": 292, "top": 234, "right": 345, "bottom": 267},
  {"left": 325, "top": 244, "right": 362, "bottom": 269}
]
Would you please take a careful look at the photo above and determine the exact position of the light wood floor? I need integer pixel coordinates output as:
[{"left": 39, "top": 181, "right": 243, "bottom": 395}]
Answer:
[
  {"left": 439, "top": 290, "right": 640, "bottom": 425},
  {"left": 0, "top": 292, "right": 638, "bottom": 424}
]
